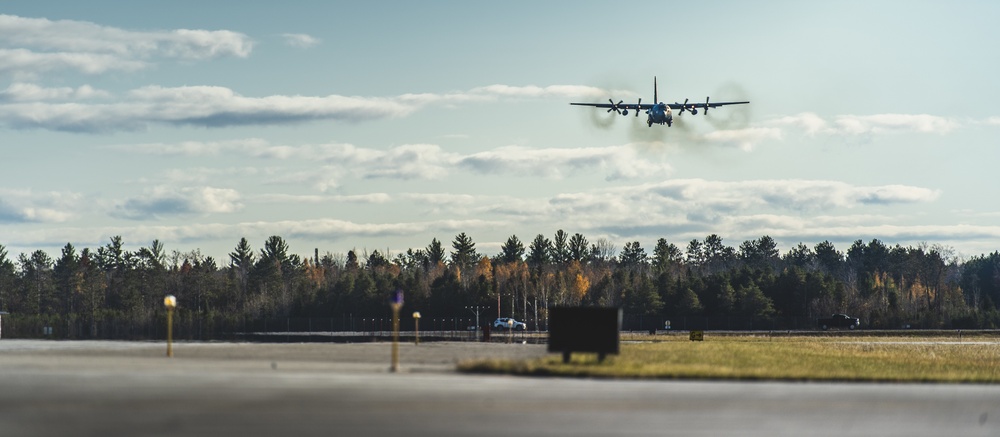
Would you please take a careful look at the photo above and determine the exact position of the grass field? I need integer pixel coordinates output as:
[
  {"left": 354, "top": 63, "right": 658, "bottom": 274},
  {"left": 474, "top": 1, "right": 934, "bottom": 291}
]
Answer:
[{"left": 459, "top": 333, "right": 1000, "bottom": 383}]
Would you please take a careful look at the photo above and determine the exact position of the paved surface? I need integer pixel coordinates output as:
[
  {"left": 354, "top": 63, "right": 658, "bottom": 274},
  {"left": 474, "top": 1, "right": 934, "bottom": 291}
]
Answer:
[{"left": 0, "top": 340, "right": 998, "bottom": 436}]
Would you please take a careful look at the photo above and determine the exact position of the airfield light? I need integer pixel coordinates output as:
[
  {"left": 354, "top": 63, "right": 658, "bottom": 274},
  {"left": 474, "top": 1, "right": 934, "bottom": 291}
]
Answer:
[
  {"left": 413, "top": 312, "right": 421, "bottom": 345},
  {"left": 164, "top": 295, "right": 176, "bottom": 357}
]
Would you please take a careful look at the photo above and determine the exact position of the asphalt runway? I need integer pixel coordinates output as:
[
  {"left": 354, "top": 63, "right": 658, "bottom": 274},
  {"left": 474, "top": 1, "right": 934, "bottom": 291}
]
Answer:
[{"left": 0, "top": 340, "right": 997, "bottom": 436}]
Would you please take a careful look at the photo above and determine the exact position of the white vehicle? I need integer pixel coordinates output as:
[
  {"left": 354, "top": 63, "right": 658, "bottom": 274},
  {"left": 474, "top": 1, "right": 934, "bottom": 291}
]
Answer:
[{"left": 493, "top": 317, "right": 526, "bottom": 331}]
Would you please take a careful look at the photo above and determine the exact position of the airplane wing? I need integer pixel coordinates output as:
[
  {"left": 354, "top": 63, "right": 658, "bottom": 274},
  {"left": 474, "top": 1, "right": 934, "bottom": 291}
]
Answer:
[
  {"left": 569, "top": 102, "right": 655, "bottom": 110},
  {"left": 666, "top": 99, "right": 749, "bottom": 110},
  {"left": 569, "top": 100, "right": 654, "bottom": 115}
]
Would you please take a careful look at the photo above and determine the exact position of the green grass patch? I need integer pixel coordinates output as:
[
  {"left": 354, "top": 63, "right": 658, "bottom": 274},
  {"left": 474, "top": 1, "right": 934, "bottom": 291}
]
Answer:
[{"left": 459, "top": 336, "right": 1000, "bottom": 383}]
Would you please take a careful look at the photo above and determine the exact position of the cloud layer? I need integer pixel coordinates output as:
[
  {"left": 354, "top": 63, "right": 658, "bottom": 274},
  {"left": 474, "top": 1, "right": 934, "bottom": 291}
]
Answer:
[
  {"left": 0, "top": 82, "right": 623, "bottom": 132},
  {"left": 0, "top": 14, "right": 252, "bottom": 76},
  {"left": 113, "top": 186, "right": 243, "bottom": 220},
  {"left": 2, "top": 175, "right": 989, "bottom": 261}
]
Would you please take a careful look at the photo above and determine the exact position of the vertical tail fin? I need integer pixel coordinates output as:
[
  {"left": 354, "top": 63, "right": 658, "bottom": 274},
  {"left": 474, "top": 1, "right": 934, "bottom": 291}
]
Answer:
[{"left": 653, "top": 76, "right": 658, "bottom": 103}]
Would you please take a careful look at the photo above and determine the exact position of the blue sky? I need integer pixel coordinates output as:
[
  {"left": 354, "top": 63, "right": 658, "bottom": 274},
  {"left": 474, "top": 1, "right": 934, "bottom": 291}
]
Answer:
[{"left": 2, "top": 1, "right": 999, "bottom": 263}]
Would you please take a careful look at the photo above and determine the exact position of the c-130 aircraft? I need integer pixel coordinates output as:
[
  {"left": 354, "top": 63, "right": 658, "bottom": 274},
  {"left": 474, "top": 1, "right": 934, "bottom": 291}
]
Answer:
[{"left": 570, "top": 77, "right": 749, "bottom": 127}]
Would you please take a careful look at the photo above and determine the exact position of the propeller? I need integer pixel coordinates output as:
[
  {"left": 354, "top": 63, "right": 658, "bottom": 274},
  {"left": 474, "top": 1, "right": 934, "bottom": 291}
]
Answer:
[
  {"left": 635, "top": 98, "right": 641, "bottom": 117},
  {"left": 703, "top": 97, "right": 710, "bottom": 115},
  {"left": 678, "top": 98, "right": 689, "bottom": 115},
  {"left": 606, "top": 99, "right": 623, "bottom": 115}
]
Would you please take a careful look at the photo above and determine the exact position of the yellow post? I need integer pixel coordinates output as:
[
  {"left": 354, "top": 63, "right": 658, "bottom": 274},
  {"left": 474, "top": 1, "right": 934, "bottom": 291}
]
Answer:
[
  {"left": 413, "top": 312, "right": 421, "bottom": 345},
  {"left": 164, "top": 295, "right": 176, "bottom": 357},
  {"left": 389, "top": 290, "right": 404, "bottom": 372}
]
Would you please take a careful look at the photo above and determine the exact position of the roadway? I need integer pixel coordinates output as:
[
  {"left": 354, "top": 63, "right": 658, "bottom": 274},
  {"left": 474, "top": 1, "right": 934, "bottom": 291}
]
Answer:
[{"left": 0, "top": 340, "right": 996, "bottom": 436}]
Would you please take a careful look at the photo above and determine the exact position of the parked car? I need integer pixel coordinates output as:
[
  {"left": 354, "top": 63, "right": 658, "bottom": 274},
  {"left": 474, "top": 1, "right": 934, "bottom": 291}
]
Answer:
[
  {"left": 493, "top": 317, "right": 526, "bottom": 331},
  {"left": 818, "top": 314, "right": 860, "bottom": 330}
]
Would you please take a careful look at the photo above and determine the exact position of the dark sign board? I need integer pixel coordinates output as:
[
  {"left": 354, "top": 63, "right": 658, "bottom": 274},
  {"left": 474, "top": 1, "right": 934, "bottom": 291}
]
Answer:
[{"left": 548, "top": 307, "right": 622, "bottom": 363}]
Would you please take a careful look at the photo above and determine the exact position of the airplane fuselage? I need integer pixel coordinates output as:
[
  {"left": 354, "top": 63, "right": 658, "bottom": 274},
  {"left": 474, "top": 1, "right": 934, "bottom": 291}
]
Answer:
[{"left": 647, "top": 102, "right": 672, "bottom": 127}]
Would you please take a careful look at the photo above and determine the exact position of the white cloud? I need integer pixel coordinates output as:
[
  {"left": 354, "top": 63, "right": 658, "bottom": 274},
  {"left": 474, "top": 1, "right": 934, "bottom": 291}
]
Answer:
[
  {"left": 113, "top": 186, "right": 243, "bottom": 220},
  {"left": 0, "top": 14, "right": 252, "bottom": 77},
  {"left": 767, "top": 112, "right": 829, "bottom": 135},
  {"left": 0, "top": 85, "right": 416, "bottom": 131},
  {"left": 115, "top": 139, "right": 672, "bottom": 183},
  {"left": 0, "top": 81, "right": 630, "bottom": 132},
  {"left": 0, "top": 48, "right": 147, "bottom": 75},
  {"left": 159, "top": 167, "right": 263, "bottom": 185},
  {"left": 459, "top": 144, "right": 671, "bottom": 180},
  {"left": 646, "top": 179, "right": 939, "bottom": 211},
  {"left": 281, "top": 33, "right": 320, "bottom": 48},
  {"left": 253, "top": 193, "right": 392, "bottom": 204},
  {"left": 766, "top": 112, "right": 961, "bottom": 136},
  {"left": 0, "top": 82, "right": 110, "bottom": 101},
  {"left": 701, "top": 127, "right": 782, "bottom": 151},
  {"left": 470, "top": 84, "right": 617, "bottom": 99},
  {"left": 0, "top": 14, "right": 252, "bottom": 58},
  {"left": 833, "top": 114, "right": 959, "bottom": 135},
  {"left": 108, "top": 138, "right": 272, "bottom": 157},
  {"left": 0, "top": 189, "right": 80, "bottom": 223}
]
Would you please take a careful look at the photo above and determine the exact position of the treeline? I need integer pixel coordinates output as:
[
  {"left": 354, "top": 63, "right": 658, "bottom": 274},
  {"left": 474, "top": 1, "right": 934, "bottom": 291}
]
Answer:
[{"left": 2, "top": 230, "right": 1000, "bottom": 338}]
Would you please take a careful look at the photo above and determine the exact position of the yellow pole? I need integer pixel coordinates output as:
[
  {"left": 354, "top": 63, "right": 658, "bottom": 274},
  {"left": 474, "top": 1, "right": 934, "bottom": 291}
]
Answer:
[
  {"left": 389, "top": 289, "right": 404, "bottom": 373},
  {"left": 166, "top": 308, "right": 174, "bottom": 357},
  {"left": 413, "top": 312, "right": 421, "bottom": 345},
  {"left": 164, "top": 295, "right": 176, "bottom": 358}
]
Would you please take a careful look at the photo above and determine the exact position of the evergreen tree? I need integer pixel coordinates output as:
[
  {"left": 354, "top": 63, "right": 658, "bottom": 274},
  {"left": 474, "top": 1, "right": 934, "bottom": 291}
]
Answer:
[
  {"left": 784, "top": 242, "right": 815, "bottom": 270},
  {"left": 426, "top": 238, "right": 446, "bottom": 266},
  {"left": 499, "top": 235, "right": 525, "bottom": 264},
  {"left": 619, "top": 241, "right": 648, "bottom": 269},
  {"left": 0, "top": 244, "right": 15, "bottom": 312},
  {"left": 652, "top": 238, "right": 682, "bottom": 274},
  {"left": 229, "top": 237, "right": 255, "bottom": 311},
  {"left": 568, "top": 233, "right": 589, "bottom": 262},
  {"left": 814, "top": 240, "right": 843, "bottom": 277},
  {"left": 54, "top": 243, "right": 80, "bottom": 314},
  {"left": 450, "top": 233, "right": 478, "bottom": 271},
  {"left": 551, "top": 230, "right": 570, "bottom": 264},
  {"left": 19, "top": 250, "right": 56, "bottom": 314},
  {"left": 685, "top": 239, "right": 705, "bottom": 267},
  {"left": 345, "top": 250, "right": 360, "bottom": 270},
  {"left": 527, "top": 234, "right": 552, "bottom": 271}
]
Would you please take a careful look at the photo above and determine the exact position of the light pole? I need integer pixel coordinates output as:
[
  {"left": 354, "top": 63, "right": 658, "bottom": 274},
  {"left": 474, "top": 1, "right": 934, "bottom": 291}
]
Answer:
[
  {"left": 163, "top": 295, "right": 176, "bottom": 357},
  {"left": 389, "top": 289, "right": 404, "bottom": 372},
  {"left": 465, "top": 306, "right": 489, "bottom": 333},
  {"left": 412, "top": 311, "right": 421, "bottom": 345}
]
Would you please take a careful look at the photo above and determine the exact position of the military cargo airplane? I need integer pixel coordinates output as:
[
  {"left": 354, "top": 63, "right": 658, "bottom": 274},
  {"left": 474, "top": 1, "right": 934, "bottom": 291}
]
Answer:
[{"left": 570, "top": 77, "right": 749, "bottom": 127}]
